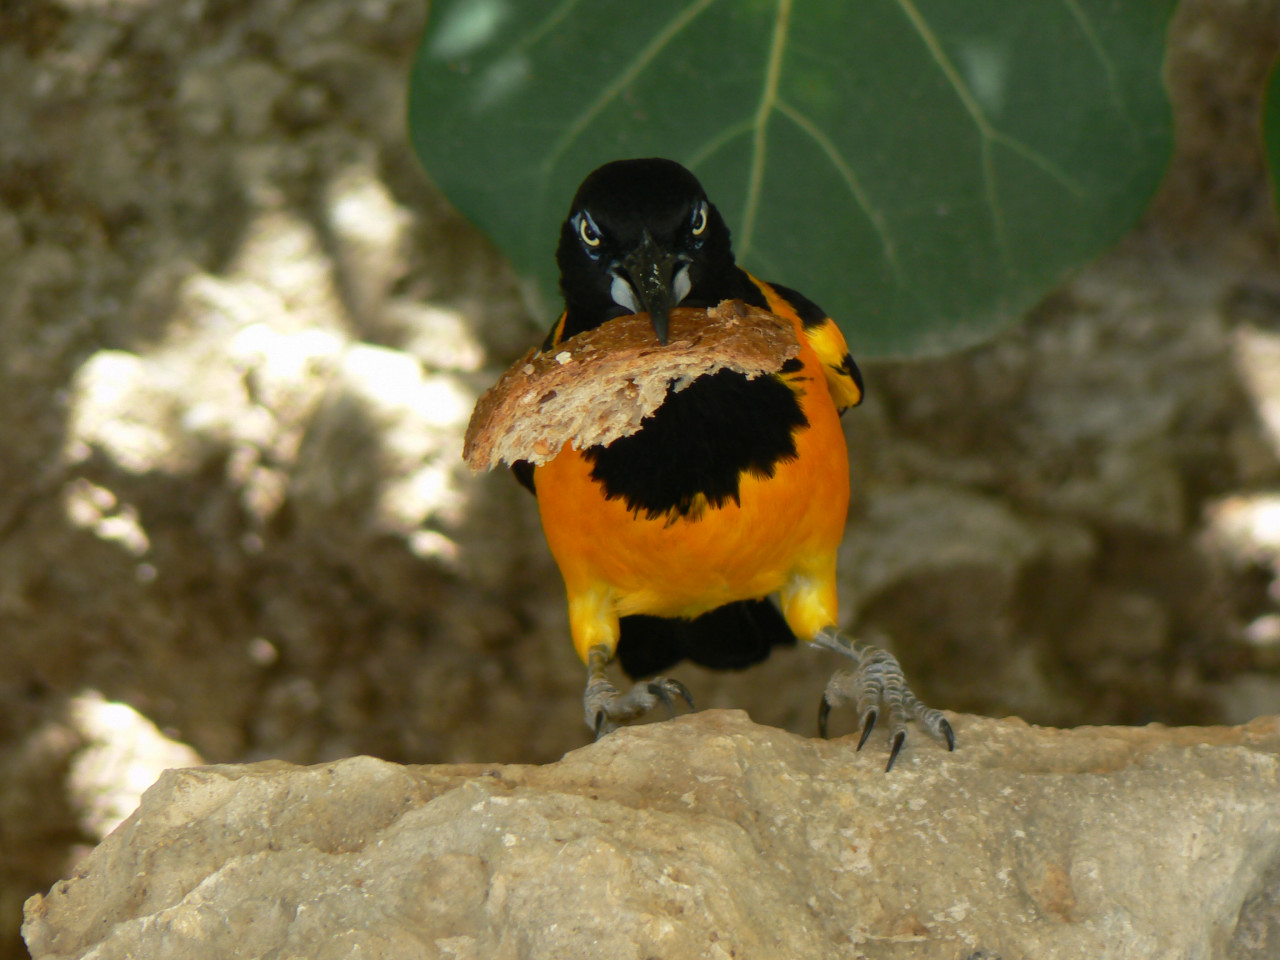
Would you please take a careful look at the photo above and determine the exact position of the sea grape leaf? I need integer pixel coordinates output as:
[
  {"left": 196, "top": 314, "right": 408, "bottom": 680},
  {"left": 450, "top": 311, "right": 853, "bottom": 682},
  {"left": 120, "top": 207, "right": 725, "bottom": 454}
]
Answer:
[
  {"left": 1265, "top": 52, "right": 1280, "bottom": 223},
  {"left": 410, "top": 0, "right": 1175, "bottom": 356}
]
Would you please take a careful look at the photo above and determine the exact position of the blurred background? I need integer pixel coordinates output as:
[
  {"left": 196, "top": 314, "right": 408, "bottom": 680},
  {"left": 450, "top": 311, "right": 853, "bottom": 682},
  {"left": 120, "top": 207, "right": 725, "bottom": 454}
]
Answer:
[{"left": 4, "top": 0, "right": 1280, "bottom": 956}]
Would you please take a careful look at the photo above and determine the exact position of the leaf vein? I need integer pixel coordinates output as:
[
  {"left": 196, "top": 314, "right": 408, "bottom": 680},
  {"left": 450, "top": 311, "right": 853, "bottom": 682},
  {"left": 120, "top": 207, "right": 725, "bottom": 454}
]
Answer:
[
  {"left": 539, "top": 0, "right": 719, "bottom": 177},
  {"left": 513, "top": 0, "right": 585, "bottom": 53},
  {"left": 892, "top": 0, "right": 1085, "bottom": 268},
  {"left": 1062, "top": 0, "right": 1135, "bottom": 133},
  {"left": 775, "top": 99, "right": 903, "bottom": 281},
  {"left": 687, "top": 119, "right": 755, "bottom": 171},
  {"left": 740, "top": 0, "right": 793, "bottom": 256}
]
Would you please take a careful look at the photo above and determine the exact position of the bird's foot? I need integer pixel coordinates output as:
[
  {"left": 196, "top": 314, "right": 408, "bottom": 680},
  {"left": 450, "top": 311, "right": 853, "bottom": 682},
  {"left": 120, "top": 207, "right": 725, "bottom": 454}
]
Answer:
[
  {"left": 583, "top": 645, "right": 693, "bottom": 738},
  {"left": 811, "top": 628, "right": 955, "bottom": 770}
]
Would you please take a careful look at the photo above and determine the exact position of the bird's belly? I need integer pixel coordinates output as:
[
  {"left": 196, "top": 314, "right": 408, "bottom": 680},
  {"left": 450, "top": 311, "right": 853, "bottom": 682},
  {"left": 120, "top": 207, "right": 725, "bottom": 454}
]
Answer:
[{"left": 534, "top": 389, "right": 850, "bottom": 620}]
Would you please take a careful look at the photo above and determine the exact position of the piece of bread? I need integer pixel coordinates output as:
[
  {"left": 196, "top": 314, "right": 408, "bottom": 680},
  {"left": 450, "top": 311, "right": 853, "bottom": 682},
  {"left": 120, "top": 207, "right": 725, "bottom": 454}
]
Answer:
[{"left": 463, "top": 299, "right": 800, "bottom": 470}]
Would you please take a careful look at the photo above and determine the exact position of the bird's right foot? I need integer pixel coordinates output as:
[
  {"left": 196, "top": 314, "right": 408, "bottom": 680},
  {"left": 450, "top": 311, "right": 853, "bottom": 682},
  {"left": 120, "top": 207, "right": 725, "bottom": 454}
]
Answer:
[{"left": 811, "top": 627, "right": 955, "bottom": 770}]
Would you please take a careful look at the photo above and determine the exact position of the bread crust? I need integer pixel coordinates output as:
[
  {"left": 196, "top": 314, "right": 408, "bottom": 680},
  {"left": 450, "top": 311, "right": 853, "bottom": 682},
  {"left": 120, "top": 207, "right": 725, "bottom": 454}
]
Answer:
[{"left": 463, "top": 300, "right": 801, "bottom": 470}]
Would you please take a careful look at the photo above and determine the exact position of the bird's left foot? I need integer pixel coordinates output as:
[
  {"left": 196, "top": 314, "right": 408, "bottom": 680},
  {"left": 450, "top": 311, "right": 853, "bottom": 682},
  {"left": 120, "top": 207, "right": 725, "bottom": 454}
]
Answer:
[
  {"left": 584, "top": 644, "right": 693, "bottom": 738},
  {"left": 811, "top": 628, "right": 955, "bottom": 770}
]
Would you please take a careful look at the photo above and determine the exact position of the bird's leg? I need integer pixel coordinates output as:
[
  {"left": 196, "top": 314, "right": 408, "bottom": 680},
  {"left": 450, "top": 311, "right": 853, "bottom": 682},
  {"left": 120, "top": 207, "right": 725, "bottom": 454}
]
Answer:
[
  {"left": 583, "top": 644, "right": 694, "bottom": 738},
  {"left": 812, "top": 627, "right": 955, "bottom": 770}
]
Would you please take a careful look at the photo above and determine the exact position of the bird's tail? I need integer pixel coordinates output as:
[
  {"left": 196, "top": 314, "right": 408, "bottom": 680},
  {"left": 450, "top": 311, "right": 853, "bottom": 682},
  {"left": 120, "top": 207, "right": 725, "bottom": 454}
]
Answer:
[{"left": 615, "top": 599, "right": 796, "bottom": 678}]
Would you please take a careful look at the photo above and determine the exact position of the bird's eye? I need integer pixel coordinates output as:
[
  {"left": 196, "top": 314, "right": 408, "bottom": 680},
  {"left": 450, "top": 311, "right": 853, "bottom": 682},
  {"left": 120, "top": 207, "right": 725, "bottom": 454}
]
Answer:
[
  {"left": 691, "top": 202, "right": 708, "bottom": 236},
  {"left": 578, "top": 215, "right": 601, "bottom": 248}
]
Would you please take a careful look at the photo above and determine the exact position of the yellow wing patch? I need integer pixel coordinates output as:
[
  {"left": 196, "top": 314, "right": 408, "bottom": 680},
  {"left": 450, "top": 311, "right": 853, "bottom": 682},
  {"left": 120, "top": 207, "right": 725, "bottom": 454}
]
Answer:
[
  {"left": 802, "top": 317, "right": 863, "bottom": 411},
  {"left": 746, "top": 275, "right": 863, "bottom": 412}
]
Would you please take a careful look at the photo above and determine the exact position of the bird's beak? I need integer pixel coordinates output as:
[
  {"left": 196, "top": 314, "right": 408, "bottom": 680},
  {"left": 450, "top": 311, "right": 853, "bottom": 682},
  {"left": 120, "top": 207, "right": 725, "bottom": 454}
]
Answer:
[{"left": 620, "top": 231, "right": 680, "bottom": 345}]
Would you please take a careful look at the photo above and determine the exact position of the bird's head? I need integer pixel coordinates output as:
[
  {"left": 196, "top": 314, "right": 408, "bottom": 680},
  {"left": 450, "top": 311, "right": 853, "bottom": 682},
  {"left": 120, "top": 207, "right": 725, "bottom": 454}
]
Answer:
[{"left": 556, "top": 158, "right": 737, "bottom": 345}]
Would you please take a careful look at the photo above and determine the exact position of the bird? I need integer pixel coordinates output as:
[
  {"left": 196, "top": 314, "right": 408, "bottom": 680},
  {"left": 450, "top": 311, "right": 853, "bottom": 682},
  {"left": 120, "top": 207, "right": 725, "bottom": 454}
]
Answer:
[{"left": 515, "top": 157, "right": 953, "bottom": 769}]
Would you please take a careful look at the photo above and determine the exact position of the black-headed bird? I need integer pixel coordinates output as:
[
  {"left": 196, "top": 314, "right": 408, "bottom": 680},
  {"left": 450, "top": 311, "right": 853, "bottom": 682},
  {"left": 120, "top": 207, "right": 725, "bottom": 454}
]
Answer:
[{"left": 517, "top": 158, "right": 952, "bottom": 768}]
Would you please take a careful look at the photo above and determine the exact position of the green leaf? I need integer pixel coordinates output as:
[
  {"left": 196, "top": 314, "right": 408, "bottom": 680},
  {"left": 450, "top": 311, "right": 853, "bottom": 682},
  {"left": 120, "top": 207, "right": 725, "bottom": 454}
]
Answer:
[
  {"left": 1265, "top": 53, "right": 1280, "bottom": 219},
  {"left": 410, "top": 0, "right": 1175, "bottom": 356}
]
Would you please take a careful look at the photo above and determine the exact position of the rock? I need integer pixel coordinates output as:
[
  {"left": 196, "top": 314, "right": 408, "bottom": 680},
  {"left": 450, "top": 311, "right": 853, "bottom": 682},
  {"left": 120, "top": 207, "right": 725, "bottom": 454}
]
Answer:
[
  {"left": 64, "top": 693, "right": 204, "bottom": 842},
  {"left": 8, "top": 0, "right": 1280, "bottom": 957},
  {"left": 24, "top": 711, "right": 1280, "bottom": 960}
]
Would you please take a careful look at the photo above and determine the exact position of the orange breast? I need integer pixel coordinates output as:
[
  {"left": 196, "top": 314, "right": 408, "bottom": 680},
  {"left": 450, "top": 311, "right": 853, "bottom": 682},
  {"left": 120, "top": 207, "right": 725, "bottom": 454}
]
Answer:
[{"left": 533, "top": 329, "right": 849, "bottom": 625}]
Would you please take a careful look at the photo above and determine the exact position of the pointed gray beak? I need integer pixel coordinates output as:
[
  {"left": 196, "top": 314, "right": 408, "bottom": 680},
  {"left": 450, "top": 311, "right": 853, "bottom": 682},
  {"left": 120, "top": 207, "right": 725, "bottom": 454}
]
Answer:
[{"left": 620, "top": 231, "right": 680, "bottom": 345}]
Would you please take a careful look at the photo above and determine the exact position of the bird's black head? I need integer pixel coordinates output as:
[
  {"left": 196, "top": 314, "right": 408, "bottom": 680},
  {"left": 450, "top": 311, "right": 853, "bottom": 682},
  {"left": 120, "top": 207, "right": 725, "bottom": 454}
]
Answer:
[{"left": 556, "top": 158, "right": 741, "bottom": 345}]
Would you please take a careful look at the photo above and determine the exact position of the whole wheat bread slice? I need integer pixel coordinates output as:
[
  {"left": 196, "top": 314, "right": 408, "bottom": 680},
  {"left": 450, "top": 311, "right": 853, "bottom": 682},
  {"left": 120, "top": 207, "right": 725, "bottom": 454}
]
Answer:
[{"left": 463, "top": 299, "right": 800, "bottom": 470}]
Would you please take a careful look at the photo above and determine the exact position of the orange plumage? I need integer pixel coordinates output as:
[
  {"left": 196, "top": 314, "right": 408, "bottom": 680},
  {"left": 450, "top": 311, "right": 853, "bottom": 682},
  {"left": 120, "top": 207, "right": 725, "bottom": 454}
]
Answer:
[{"left": 535, "top": 290, "right": 853, "bottom": 662}]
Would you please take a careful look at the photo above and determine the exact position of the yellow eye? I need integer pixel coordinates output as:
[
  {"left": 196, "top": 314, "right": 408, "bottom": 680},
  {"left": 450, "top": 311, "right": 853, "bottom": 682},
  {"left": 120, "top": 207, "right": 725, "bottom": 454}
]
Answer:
[
  {"left": 578, "top": 215, "right": 601, "bottom": 247},
  {"left": 691, "top": 202, "right": 708, "bottom": 236}
]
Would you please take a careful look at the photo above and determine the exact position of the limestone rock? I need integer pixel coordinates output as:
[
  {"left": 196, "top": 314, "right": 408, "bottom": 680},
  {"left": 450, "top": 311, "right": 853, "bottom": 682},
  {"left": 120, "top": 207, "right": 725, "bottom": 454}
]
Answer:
[{"left": 24, "top": 711, "right": 1280, "bottom": 960}]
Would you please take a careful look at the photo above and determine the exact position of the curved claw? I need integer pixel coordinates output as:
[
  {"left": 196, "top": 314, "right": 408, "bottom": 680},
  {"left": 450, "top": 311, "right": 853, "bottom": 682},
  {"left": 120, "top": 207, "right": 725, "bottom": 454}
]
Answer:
[
  {"left": 856, "top": 708, "right": 878, "bottom": 751},
  {"left": 679, "top": 683, "right": 695, "bottom": 710},
  {"left": 649, "top": 678, "right": 694, "bottom": 715},
  {"left": 885, "top": 730, "right": 906, "bottom": 772},
  {"left": 941, "top": 717, "right": 956, "bottom": 752}
]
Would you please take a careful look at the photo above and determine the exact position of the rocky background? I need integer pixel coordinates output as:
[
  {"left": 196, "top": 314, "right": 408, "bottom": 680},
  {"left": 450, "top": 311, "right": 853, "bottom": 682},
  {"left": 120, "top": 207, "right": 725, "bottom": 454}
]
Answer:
[{"left": 4, "top": 0, "right": 1280, "bottom": 957}]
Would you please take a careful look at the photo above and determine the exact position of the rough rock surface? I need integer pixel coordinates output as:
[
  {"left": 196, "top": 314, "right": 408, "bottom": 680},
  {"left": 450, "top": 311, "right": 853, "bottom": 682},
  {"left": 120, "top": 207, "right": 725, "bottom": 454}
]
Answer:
[{"left": 23, "top": 711, "right": 1280, "bottom": 960}]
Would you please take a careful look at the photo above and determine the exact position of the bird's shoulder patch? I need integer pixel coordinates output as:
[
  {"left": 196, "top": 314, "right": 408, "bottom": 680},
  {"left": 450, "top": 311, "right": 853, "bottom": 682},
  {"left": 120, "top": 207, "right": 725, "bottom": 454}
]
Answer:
[
  {"left": 747, "top": 275, "right": 863, "bottom": 411},
  {"left": 759, "top": 280, "right": 828, "bottom": 329}
]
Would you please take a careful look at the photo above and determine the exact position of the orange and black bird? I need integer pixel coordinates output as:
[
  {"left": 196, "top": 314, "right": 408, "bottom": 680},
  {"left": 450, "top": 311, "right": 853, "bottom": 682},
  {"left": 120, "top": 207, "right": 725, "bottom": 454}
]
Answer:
[{"left": 516, "top": 158, "right": 952, "bottom": 768}]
